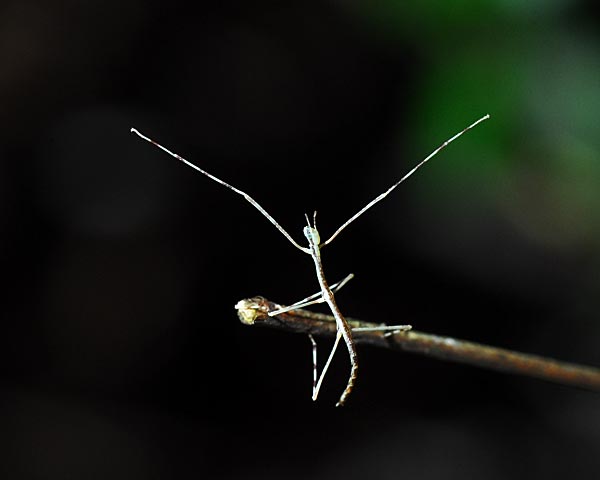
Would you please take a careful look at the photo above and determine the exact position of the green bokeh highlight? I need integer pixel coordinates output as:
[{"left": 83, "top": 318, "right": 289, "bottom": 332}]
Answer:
[{"left": 343, "top": 2, "right": 600, "bottom": 253}]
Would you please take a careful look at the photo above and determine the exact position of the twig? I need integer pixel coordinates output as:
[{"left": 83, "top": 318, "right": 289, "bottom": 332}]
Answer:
[{"left": 236, "top": 296, "right": 600, "bottom": 392}]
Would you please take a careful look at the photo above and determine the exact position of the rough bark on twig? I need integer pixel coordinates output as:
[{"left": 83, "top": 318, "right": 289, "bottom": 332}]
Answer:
[{"left": 236, "top": 296, "right": 600, "bottom": 392}]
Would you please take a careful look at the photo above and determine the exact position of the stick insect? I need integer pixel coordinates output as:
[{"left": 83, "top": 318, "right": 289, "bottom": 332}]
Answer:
[{"left": 131, "top": 113, "right": 489, "bottom": 406}]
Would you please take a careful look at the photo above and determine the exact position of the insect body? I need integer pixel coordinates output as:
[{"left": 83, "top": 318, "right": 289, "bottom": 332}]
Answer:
[{"left": 303, "top": 215, "right": 357, "bottom": 406}]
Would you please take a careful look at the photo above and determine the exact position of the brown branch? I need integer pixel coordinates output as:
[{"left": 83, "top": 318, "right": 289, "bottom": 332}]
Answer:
[{"left": 236, "top": 296, "right": 600, "bottom": 392}]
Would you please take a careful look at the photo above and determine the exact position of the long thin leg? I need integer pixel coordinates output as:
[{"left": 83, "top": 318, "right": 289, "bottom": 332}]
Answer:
[
  {"left": 309, "top": 324, "right": 411, "bottom": 401},
  {"left": 321, "top": 114, "right": 490, "bottom": 247},
  {"left": 268, "top": 274, "right": 354, "bottom": 316},
  {"left": 312, "top": 331, "right": 343, "bottom": 401},
  {"left": 131, "top": 128, "right": 310, "bottom": 254},
  {"left": 352, "top": 325, "right": 412, "bottom": 333},
  {"left": 308, "top": 334, "right": 317, "bottom": 398},
  {"left": 329, "top": 323, "right": 413, "bottom": 405}
]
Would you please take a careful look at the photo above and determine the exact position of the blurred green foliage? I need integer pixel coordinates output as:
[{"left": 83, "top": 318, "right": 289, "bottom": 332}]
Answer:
[{"left": 343, "top": 0, "right": 600, "bottom": 253}]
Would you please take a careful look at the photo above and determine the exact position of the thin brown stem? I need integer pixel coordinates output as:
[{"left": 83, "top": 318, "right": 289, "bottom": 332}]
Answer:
[{"left": 235, "top": 296, "right": 600, "bottom": 392}]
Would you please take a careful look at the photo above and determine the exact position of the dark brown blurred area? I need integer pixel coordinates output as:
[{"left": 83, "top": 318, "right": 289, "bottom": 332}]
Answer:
[{"left": 1, "top": 1, "right": 599, "bottom": 479}]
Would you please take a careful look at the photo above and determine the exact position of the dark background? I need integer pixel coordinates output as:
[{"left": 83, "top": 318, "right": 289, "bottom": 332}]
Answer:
[{"left": 1, "top": 1, "right": 599, "bottom": 478}]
